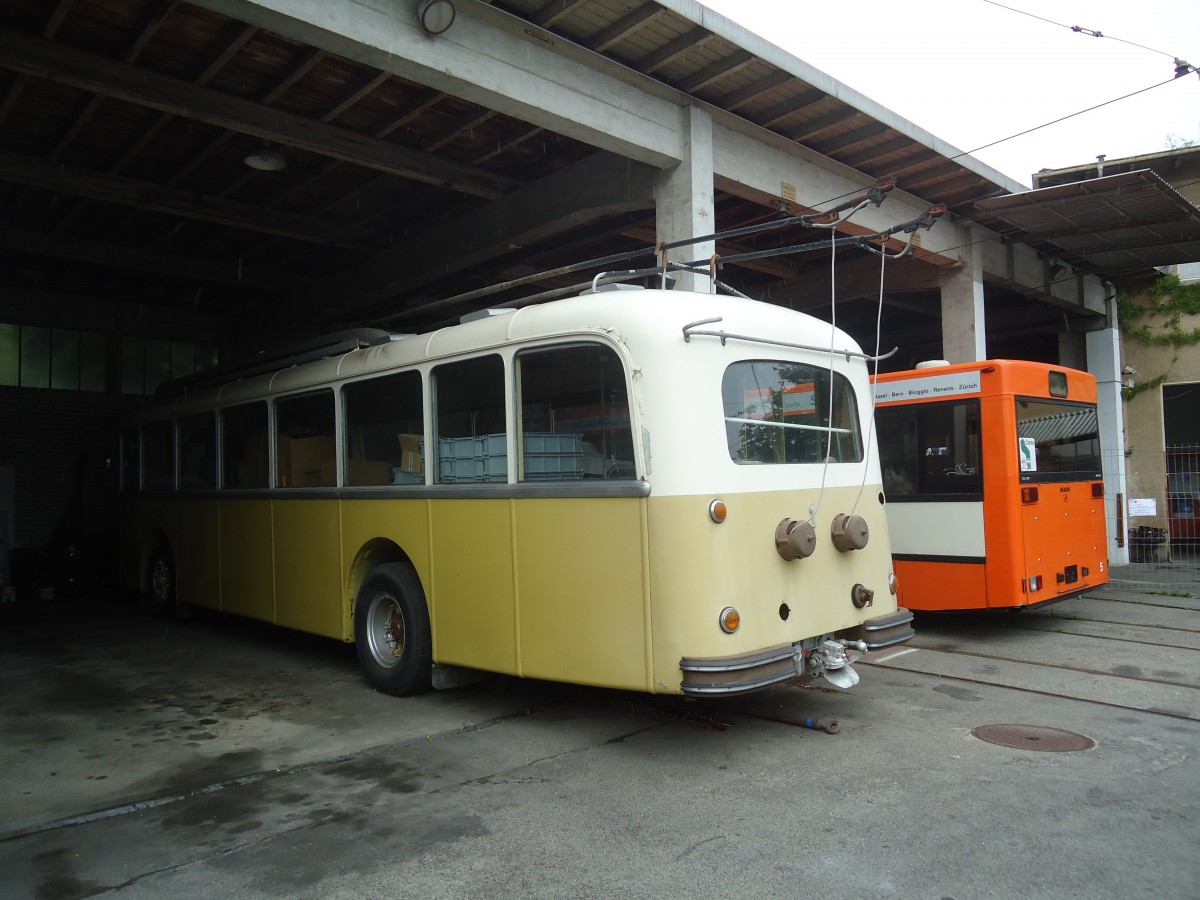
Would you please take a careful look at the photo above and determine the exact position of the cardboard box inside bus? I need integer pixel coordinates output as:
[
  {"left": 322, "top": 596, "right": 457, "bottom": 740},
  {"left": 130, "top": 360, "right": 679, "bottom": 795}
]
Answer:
[
  {"left": 278, "top": 434, "right": 335, "bottom": 487},
  {"left": 324, "top": 458, "right": 392, "bottom": 486},
  {"left": 397, "top": 434, "right": 423, "bottom": 474}
]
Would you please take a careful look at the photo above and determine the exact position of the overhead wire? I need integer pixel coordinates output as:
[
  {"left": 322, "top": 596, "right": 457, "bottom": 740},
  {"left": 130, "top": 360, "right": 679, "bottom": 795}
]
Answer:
[
  {"left": 782, "top": 2, "right": 1198, "bottom": 214},
  {"left": 978, "top": 0, "right": 1189, "bottom": 61}
]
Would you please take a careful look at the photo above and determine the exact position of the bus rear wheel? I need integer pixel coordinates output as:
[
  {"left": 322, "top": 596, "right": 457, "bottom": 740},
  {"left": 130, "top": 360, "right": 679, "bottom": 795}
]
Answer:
[{"left": 354, "top": 562, "right": 432, "bottom": 696}]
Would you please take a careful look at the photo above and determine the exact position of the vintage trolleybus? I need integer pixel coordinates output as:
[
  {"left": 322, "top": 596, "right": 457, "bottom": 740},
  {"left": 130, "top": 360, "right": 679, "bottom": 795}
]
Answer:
[
  {"left": 119, "top": 284, "right": 914, "bottom": 697},
  {"left": 873, "top": 359, "right": 1108, "bottom": 612}
]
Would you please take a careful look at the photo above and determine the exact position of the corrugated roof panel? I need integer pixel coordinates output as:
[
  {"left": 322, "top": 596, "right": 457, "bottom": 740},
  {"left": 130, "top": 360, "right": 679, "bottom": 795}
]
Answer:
[{"left": 972, "top": 170, "right": 1200, "bottom": 272}]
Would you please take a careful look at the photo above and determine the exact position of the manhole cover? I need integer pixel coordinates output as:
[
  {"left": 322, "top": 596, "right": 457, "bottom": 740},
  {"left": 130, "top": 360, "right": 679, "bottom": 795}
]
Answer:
[{"left": 971, "top": 724, "right": 1094, "bottom": 752}]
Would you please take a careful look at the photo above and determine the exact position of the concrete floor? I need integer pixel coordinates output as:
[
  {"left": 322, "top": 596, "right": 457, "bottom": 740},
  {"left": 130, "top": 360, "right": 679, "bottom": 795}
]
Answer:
[{"left": 1, "top": 587, "right": 1197, "bottom": 899}]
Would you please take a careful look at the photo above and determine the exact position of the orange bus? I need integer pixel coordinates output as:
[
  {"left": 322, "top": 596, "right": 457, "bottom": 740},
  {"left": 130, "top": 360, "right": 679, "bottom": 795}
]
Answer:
[{"left": 873, "top": 360, "right": 1108, "bottom": 611}]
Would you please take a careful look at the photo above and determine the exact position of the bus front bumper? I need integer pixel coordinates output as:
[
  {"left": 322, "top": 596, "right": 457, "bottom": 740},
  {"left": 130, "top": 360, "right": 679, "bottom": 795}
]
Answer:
[{"left": 678, "top": 608, "right": 914, "bottom": 697}]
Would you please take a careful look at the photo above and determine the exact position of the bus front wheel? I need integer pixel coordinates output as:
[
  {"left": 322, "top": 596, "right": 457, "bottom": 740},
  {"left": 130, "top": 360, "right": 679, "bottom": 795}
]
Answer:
[
  {"left": 354, "top": 563, "right": 432, "bottom": 696},
  {"left": 145, "top": 548, "right": 176, "bottom": 618}
]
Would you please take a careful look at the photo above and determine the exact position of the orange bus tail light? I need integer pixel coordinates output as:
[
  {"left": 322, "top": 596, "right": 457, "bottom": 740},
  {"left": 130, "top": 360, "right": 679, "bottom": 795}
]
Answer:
[
  {"left": 1091, "top": 482, "right": 1104, "bottom": 498},
  {"left": 1021, "top": 486, "right": 1039, "bottom": 504}
]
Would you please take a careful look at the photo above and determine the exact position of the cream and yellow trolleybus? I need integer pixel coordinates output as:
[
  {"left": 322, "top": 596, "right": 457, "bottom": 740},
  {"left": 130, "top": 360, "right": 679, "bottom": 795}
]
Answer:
[{"left": 119, "top": 283, "right": 913, "bottom": 697}]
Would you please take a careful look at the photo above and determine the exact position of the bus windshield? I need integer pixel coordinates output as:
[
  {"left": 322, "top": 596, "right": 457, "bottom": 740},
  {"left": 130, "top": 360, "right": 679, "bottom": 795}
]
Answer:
[
  {"left": 722, "top": 360, "right": 863, "bottom": 464},
  {"left": 1015, "top": 398, "right": 1101, "bottom": 482}
]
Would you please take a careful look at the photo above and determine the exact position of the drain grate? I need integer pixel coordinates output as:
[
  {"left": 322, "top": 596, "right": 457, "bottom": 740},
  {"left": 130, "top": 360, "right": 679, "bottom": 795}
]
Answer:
[{"left": 971, "top": 724, "right": 1095, "bottom": 752}]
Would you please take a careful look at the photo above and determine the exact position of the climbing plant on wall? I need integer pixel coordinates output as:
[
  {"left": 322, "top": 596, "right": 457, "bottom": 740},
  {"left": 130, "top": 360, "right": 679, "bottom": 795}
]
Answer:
[{"left": 1117, "top": 274, "right": 1200, "bottom": 400}]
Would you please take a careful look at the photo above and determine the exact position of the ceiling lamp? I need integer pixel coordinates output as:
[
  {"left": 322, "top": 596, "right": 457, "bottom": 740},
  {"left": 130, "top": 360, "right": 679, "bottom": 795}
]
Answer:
[
  {"left": 244, "top": 144, "right": 287, "bottom": 171},
  {"left": 417, "top": 0, "right": 456, "bottom": 35}
]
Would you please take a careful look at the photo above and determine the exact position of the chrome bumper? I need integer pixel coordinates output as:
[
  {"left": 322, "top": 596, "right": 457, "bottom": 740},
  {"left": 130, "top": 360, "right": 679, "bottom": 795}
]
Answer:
[
  {"left": 838, "top": 607, "right": 915, "bottom": 649},
  {"left": 678, "top": 608, "right": 915, "bottom": 697}
]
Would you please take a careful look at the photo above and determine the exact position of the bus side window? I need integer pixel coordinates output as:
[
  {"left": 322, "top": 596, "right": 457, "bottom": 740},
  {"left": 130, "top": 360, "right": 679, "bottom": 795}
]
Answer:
[
  {"left": 276, "top": 390, "right": 336, "bottom": 488},
  {"left": 516, "top": 343, "right": 634, "bottom": 481},
  {"left": 878, "top": 400, "right": 982, "bottom": 497},
  {"left": 221, "top": 401, "right": 268, "bottom": 489},
  {"left": 877, "top": 412, "right": 919, "bottom": 496},
  {"left": 179, "top": 412, "right": 216, "bottom": 490},
  {"left": 433, "top": 355, "right": 507, "bottom": 484},
  {"left": 141, "top": 420, "right": 175, "bottom": 491},
  {"left": 343, "top": 371, "right": 425, "bottom": 485}
]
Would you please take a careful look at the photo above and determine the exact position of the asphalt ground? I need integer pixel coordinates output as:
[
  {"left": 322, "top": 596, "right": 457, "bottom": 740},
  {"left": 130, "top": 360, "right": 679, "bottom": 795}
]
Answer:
[{"left": 1, "top": 585, "right": 1197, "bottom": 900}]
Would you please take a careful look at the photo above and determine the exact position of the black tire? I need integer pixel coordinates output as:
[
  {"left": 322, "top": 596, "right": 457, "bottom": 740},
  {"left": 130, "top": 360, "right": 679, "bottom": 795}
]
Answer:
[
  {"left": 354, "top": 562, "right": 432, "bottom": 695},
  {"left": 143, "top": 547, "right": 175, "bottom": 617},
  {"left": 144, "top": 546, "right": 191, "bottom": 619}
]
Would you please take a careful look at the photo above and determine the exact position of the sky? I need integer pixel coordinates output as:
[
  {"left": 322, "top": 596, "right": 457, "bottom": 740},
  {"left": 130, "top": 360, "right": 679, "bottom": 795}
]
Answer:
[{"left": 698, "top": 0, "right": 1200, "bottom": 187}]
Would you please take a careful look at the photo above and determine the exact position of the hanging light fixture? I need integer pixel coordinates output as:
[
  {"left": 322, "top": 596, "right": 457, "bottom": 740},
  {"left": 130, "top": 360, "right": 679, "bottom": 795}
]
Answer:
[
  {"left": 417, "top": 0, "right": 456, "bottom": 35},
  {"left": 244, "top": 142, "right": 287, "bottom": 171}
]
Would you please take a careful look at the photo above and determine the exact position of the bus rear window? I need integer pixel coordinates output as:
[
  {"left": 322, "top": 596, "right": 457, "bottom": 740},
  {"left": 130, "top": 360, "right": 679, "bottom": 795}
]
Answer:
[
  {"left": 722, "top": 360, "right": 862, "bottom": 465},
  {"left": 1015, "top": 398, "right": 1100, "bottom": 481}
]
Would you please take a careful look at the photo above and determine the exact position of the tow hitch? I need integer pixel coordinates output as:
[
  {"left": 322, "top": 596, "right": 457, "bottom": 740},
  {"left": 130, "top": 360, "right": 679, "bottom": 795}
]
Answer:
[{"left": 808, "top": 639, "right": 867, "bottom": 689}]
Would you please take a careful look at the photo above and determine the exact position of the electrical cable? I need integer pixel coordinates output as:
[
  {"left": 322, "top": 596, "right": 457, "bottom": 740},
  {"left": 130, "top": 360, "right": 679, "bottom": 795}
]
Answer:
[
  {"left": 978, "top": 0, "right": 1187, "bottom": 61},
  {"left": 850, "top": 244, "right": 888, "bottom": 519}
]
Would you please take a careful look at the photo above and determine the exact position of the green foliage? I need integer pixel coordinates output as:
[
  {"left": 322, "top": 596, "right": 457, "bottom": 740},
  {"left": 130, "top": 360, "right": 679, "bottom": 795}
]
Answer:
[
  {"left": 1121, "top": 373, "right": 1167, "bottom": 401},
  {"left": 1118, "top": 275, "right": 1200, "bottom": 345},
  {"left": 1118, "top": 276, "right": 1200, "bottom": 403}
]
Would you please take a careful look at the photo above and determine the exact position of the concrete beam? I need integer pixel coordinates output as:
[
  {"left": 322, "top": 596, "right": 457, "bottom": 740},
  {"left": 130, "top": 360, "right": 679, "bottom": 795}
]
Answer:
[
  {"left": 711, "top": 121, "right": 959, "bottom": 259},
  {"left": 191, "top": 0, "right": 686, "bottom": 168}
]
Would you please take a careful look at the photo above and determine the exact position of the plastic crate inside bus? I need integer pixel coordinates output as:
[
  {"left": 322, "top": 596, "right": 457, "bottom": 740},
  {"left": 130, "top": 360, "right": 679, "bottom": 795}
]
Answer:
[
  {"left": 522, "top": 432, "right": 583, "bottom": 481},
  {"left": 437, "top": 435, "right": 507, "bottom": 483}
]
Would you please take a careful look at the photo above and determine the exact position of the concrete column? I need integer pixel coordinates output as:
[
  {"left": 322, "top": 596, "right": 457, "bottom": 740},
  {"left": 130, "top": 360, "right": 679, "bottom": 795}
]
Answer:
[
  {"left": 1086, "top": 299, "right": 1130, "bottom": 565},
  {"left": 939, "top": 224, "right": 987, "bottom": 362},
  {"left": 654, "top": 105, "right": 715, "bottom": 294}
]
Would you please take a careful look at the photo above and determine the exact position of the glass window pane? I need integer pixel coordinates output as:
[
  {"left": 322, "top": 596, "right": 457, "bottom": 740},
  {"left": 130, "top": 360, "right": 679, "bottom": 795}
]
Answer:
[
  {"left": 142, "top": 421, "right": 175, "bottom": 491},
  {"left": 517, "top": 343, "right": 634, "bottom": 480},
  {"left": 722, "top": 360, "right": 863, "bottom": 465},
  {"left": 51, "top": 329, "right": 80, "bottom": 390},
  {"left": 1015, "top": 398, "right": 1101, "bottom": 481},
  {"left": 0, "top": 324, "right": 18, "bottom": 386},
  {"left": 80, "top": 332, "right": 108, "bottom": 392},
  {"left": 171, "top": 341, "right": 194, "bottom": 380},
  {"left": 197, "top": 345, "right": 220, "bottom": 373},
  {"left": 20, "top": 326, "right": 50, "bottom": 389},
  {"left": 121, "top": 337, "right": 144, "bottom": 395},
  {"left": 221, "top": 402, "right": 268, "bottom": 489},
  {"left": 876, "top": 400, "right": 982, "bottom": 497},
  {"left": 0, "top": 324, "right": 18, "bottom": 388},
  {"left": 276, "top": 391, "right": 336, "bottom": 487},
  {"left": 145, "top": 339, "right": 171, "bottom": 395},
  {"left": 179, "top": 412, "right": 216, "bottom": 490},
  {"left": 433, "top": 355, "right": 506, "bottom": 483},
  {"left": 343, "top": 371, "right": 425, "bottom": 486}
]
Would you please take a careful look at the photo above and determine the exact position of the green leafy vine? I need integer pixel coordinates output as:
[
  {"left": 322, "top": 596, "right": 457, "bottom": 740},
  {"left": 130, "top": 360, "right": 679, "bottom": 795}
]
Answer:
[
  {"left": 1118, "top": 275, "right": 1200, "bottom": 400},
  {"left": 1121, "top": 373, "right": 1167, "bottom": 401},
  {"left": 1118, "top": 274, "right": 1200, "bottom": 346}
]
